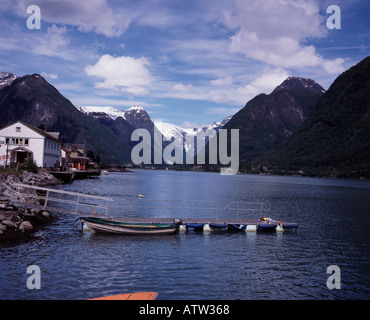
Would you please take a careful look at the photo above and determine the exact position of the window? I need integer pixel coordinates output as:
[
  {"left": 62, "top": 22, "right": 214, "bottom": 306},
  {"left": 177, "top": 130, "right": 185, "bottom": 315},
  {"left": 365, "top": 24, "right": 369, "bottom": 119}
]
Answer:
[
  {"left": 6, "top": 137, "right": 30, "bottom": 146},
  {"left": 16, "top": 127, "right": 21, "bottom": 132}
]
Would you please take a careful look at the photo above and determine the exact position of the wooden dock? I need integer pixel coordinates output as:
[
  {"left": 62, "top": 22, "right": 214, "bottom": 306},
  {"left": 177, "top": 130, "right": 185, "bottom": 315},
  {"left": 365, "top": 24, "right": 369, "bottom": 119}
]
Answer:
[
  {"left": 101, "top": 216, "right": 281, "bottom": 226},
  {"left": 10, "top": 183, "right": 298, "bottom": 232},
  {"left": 50, "top": 170, "right": 101, "bottom": 183}
]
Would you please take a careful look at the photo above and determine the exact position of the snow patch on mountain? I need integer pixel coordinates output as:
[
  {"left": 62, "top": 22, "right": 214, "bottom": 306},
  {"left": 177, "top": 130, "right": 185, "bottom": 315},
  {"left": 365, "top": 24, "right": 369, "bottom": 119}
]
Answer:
[
  {"left": 0, "top": 72, "right": 17, "bottom": 90},
  {"left": 155, "top": 114, "right": 232, "bottom": 153},
  {"left": 78, "top": 106, "right": 126, "bottom": 119},
  {"left": 78, "top": 104, "right": 233, "bottom": 155}
]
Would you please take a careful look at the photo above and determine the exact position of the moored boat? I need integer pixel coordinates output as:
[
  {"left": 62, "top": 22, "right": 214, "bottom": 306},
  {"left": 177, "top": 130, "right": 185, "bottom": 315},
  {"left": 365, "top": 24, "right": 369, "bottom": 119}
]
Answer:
[
  {"left": 80, "top": 217, "right": 179, "bottom": 235},
  {"left": 257, "top": 223, "right": 277, "bottom": 232},
  {"left": 228, "top": 224, "right": 247, "bottom": 231},
  {"left": 185, "top": 223, "right": 204, "bottom": 231},
  {"left": 90, "top": 292, "right": 158, "bottom": 300},
  {"left": 282, "top": 223, "right": 299, "bottom": 230},
  {"left": 209, "top": 223, "right": 228, "bottom": 230}
]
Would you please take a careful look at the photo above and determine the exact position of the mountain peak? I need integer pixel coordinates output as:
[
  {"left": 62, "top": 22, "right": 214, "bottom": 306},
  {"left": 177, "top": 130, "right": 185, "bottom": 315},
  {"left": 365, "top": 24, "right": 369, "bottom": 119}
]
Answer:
[
  {"left": 260, "top": 55, "right": 370, "bottom": 177},
  {"left": 77, "top": 106, "right": 126, "bottom": 119},
  {"left": 272, "top": 76, "right": 326, "bottom": 95},
  {"left": 127, "top": 104, "right": 145, "bottom": 112},
  {"left": 123, "top": 104, "right": 154, "bottom": 133},
  {"left": 0, "top": 72, "right": 17, "bottom": 89}
]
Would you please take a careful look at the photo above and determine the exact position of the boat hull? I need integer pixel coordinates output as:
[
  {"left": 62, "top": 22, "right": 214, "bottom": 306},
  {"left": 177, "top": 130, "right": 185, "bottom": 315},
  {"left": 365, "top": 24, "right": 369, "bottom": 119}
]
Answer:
[
  {"left": 257, "top": 223, "right": 277, "bottom": 232},
  {"left": 209, "top": 223, "right": 228, "bottom": 230},
  {"left": 185, "top": 223, "right": 204, "bottom": 231},
  {"left": 81, "top": 217, "right": 178, "bottom": 235},
  {"left": 90, "top": 292, "right": 158, "bottom": 300},
  {"left": 228, "top": 224, "right": 247, "bottom": 231},
  {"left": 282, "top": 223, "right": 299, "bottom": 230}
]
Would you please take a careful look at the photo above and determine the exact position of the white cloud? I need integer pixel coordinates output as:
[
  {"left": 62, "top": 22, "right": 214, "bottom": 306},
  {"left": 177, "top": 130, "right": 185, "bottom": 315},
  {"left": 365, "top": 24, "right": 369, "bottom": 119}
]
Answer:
[
  {"left": 210, "top": 76, "right": 233, "bottom": 86},
  {"left": 41, "top": 72, "right": 58, "bottom": 79},
  {"left": 16, "top": 0, "right": 129, "bottom": 37},
  {"left": 173, "top": 83, "right": 194, "bottom": 91},
  {"left": 236, "top": 67, "right": 290, "bottom": 96},
  {"left": 85, "top": 54, "right": 152, "bottom": 95},
  {"left": 33, "top": 25, "right": 72, "bottom": 60},
  {"left": 223, "top": 0, "right": 346, "bottom": 74}
]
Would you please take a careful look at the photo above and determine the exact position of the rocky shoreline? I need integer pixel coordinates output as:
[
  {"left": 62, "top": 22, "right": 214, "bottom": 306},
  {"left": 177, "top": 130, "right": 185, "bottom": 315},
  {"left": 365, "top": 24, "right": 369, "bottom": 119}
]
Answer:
[{"left": 0, "top": 170, "right": 62, "bottom": 244}]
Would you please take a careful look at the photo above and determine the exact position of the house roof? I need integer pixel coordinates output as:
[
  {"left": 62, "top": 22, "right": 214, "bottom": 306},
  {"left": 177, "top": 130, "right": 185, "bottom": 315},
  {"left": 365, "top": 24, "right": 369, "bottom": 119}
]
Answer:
[{"left": 0, "top": 121, "right": 61, "bottom": 142}]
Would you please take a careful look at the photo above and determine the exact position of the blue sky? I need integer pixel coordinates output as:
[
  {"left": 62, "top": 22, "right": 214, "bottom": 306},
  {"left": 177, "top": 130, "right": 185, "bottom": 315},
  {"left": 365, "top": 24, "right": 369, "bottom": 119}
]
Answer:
[{"left": 0, "top": 0, "right": 369, "bottom": 127}]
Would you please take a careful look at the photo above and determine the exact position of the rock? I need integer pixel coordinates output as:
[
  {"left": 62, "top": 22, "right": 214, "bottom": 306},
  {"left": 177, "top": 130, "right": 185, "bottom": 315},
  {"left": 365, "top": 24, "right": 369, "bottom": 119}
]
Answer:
[
  {"left": 42, "top": 211, "right": 50, "bottom": 218},
  {"left": 2, "top": 220, "right": 17, "bottom": 228},
  {"left": 0, "top": 171, "right": 58, "bottom": 243},
  {"left": 5, "top": 205, "right": 17, "bottom": 211},
  {"left": 20, "top": 170, "right": 60, "bottom": 186},
  {"left": 19, "top": 221, "right": 33, "bottom": 231},
  {"left": 36, "top": 210, "right": 52, "bottom": 223}
]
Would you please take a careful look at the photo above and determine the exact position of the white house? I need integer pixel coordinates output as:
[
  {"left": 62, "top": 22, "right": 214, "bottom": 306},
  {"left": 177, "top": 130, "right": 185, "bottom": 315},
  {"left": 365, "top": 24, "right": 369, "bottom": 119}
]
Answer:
[{"left": 0, "top": 121, "right": 61, "bottom": 168}]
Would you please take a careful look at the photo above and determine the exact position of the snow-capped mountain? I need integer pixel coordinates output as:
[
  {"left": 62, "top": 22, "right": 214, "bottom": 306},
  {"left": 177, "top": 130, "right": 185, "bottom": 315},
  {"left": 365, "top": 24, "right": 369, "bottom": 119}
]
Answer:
[
  {"left": 79, "top": 105, "right": 232, "bottom": 139},
  {"left": 78, "top": 104, "right": 233, "bottom": 162},
  {"left": 0, "top": 72, "right": 17, "bottom": 90},
  {"left": 155, "top": 114, "right": 232, "bottom": 154},
  {"left": 78, "top": 106, "right": 126, "bottom": 119},
  {"left": 123, "top": 104, "right": 154, "bottom": 134},
  {"left": 272, "top": 76, "right": 326, "bottom": 95},
  {"left": 78, "top": 104, "right": 153, "bottom": 130}
]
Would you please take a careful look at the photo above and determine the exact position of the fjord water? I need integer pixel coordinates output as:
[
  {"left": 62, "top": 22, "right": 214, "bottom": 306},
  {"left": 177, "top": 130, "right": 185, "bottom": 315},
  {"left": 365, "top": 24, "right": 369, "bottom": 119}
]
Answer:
[{"left": 1, "top": 170, "right": 370, "bottom": 300}]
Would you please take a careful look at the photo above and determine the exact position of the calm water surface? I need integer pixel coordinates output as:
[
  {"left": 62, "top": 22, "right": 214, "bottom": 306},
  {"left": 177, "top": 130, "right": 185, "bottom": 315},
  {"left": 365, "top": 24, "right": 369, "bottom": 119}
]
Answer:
[{"left": 1, "top": 170, "right": 370, "bottom": 300}]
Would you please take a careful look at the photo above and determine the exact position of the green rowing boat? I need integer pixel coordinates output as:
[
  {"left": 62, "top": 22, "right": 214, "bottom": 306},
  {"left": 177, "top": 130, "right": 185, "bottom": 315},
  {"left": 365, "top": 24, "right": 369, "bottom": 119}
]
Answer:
[{"left": 80, "top": 217, "right": 179, "bottom": 235}]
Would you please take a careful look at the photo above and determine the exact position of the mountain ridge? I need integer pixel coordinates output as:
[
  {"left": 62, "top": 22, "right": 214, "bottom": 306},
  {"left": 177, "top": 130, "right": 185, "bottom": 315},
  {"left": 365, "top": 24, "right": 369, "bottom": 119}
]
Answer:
[
  {"left": 0, "top": 73, "right": 133, "bottom": 164},
  {"left": 79, "top": 105, "right": 233, "bottom": 161},
  {"left": 258, "top": 56, "right": 370, "bottom": 178},
  {"left": 220, "top": 76, "right": 325, "bottom": 166}
]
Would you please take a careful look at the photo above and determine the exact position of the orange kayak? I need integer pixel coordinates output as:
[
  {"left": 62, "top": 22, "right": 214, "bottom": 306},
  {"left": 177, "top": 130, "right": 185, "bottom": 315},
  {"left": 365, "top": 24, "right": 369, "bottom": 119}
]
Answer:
[{"left": 90, "top": 292, "right": 158, "bottom": 300}]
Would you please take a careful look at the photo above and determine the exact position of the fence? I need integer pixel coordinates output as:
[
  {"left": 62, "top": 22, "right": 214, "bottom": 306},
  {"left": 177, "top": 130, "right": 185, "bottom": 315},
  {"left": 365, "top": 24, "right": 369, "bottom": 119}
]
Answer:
[{"left": 10, "top": 183, "right": 270, "bottom": 220}]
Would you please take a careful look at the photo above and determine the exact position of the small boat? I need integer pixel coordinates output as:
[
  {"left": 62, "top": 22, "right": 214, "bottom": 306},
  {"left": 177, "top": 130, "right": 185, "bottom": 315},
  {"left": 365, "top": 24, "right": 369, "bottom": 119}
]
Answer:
[
  {"left": 228, "top": 224, "right": 247, "bottom": 231},
  {"left": 185, "top": 223, "right": 204, "bottom": 231},
  {"left": 282, "top": 223, "right": 299, "bottom": 229},
  {"left": 80, "top": 217, "right": 179, "bottom": 235},
  {"left": 209, "top": 223, "right": 228, "bottom": 230},
  {"left": 257, "top": 223, "right": 277, "bottom": 232},
  {"left": 260, "top": 217, "right": 298, "bottom": 230},
  {"left": 90, "top": 292, "right": 158, "bottom": 300}
]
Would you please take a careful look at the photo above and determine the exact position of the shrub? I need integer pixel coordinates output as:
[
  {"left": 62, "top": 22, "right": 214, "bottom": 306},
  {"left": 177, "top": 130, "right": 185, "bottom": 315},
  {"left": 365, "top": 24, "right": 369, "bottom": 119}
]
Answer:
[{"left": 24, "top": 157, "right": 38, "bottom": 173}]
